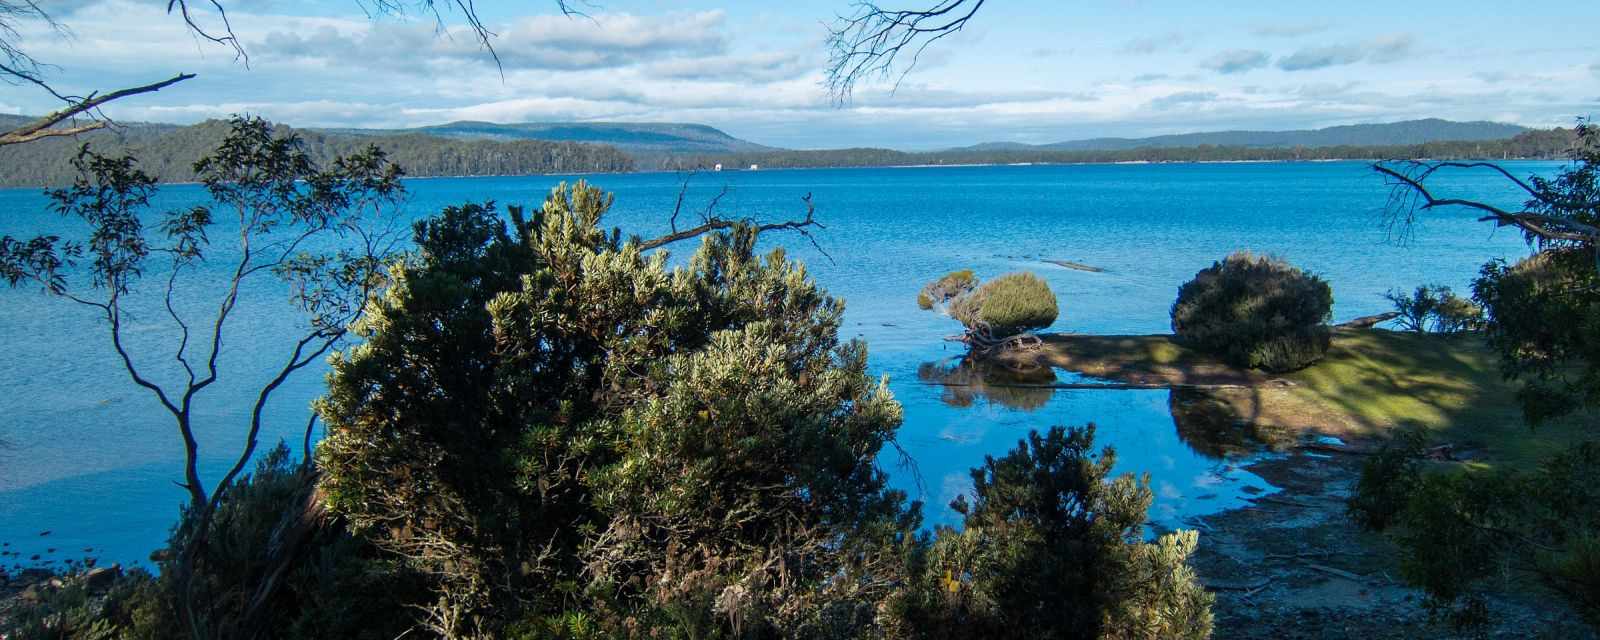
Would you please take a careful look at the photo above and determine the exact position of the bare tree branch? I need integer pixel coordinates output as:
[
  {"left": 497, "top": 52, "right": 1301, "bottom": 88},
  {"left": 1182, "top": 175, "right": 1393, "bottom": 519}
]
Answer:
[
  {"left": 0, "top": 73, "right": 195, "bottom": 146},
  {"left": 638, "top": 192, "right": 834, "bottom": 264},
  {"left": 824, "top": 0, "right": 987, "bottom": 104},
  {"left": 1374, "top": 161, "right": 1600, "bottom": 246}
]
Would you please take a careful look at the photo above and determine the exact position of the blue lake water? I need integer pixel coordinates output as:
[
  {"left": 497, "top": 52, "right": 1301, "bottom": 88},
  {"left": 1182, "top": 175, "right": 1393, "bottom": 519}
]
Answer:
[{"left": 0, "top": 161, "right": 1550, "bottom": 569}]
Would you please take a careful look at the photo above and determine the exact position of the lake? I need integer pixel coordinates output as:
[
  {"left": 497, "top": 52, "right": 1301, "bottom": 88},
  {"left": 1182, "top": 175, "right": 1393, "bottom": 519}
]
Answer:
[{"left": 0, "top": 161, "right": 1549, "bottom": 568}]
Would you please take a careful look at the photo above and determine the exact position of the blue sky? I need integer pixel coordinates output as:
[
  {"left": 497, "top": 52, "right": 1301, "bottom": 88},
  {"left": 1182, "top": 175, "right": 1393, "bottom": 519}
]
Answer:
[{"left": 5, "top": 0, "right": 1597, "bottom": 149}]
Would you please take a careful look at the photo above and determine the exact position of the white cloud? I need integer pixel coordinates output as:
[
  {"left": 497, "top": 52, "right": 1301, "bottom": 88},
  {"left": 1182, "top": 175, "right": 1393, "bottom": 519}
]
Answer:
[
  {"left": 1202, "top": 50, "right": 1270, "bottom": 74},
  {"left": 1279, "top": 35, "right": 1415, "bottom": 71},
  {"left": 255, "top": 11, "right": 728, "bottom": 72}
]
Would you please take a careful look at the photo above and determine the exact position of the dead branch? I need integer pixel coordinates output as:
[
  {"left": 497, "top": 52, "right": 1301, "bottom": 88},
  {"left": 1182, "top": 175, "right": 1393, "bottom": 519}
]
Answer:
[
  {"left": 637, "top": 193, "right": 834, "bottom": 263},
  {"left": 1374, "top": 161, "right": 1600, "bottom": 246},
  {"left": 0, "top": 73, "right": 194, "bottom": 146},
  {"left": 825, "top": 0, "right": 987, "bottom": 103}
]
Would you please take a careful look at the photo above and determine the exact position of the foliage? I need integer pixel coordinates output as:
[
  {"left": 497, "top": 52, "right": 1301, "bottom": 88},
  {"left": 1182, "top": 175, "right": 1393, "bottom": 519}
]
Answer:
[
  {"left": 1346, "top": 428, "right": 1428, "bottom": 532},
  {"left": 1472, "top": 250, "right": 1600, "bottom": 424},
  {"left": 1171, "top": 252, "right": 1333, "bottom": 373},
  {"left": 917, "top": 269, "right": 976, "bottom": 309},
  {"left": 148, "top": 444, "right": 424, "bottom": 639},
  {"left": 920, "top": 270, "right": 1059, "bottom": 337},
  {"left": 0, "top": 567, "right": 163, "bottom": 640},
  {"left": 957, "top": 272, "right": 1060, "bottom": 336},
  {"left": 888, "top": 425, "right": 1213, "bottom": 640},
  {"left": 316, "top": 184, "right": 918, "bottom": 637},
  {"left": 1385, "top": 284, "right": 1483, "bottom": 334},
  {"left": 1349, "top": 439, "right": 1600, "bottom": 631}
]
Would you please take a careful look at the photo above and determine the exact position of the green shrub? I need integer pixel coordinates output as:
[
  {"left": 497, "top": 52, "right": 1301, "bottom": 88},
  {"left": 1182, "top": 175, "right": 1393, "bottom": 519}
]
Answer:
[
  {"left": 0, "top": 566, "right": 162, "bottom": 640},
  {"left": 918, "top": 269, "right": 977, "bottom": 309},
  {"left": 1350, "top": 437, "right": 1600, "bottom": 631},
  {"left": 1473, "top": 249, "right": 1600, "bottom": 423},
  {"left": 317, "top": 185, "right": 915, "bottom": 637},
  {"left": 889, "top": 425, "right": 1213, "bottom": 640},
  {"left": 1171, "top": 252, "right": 1333, "bottom": 372},
  {"left": 1385, "top": 285, "right": 1483, "bottom": 334},
  {"left": 925, "top": 270, "right": 1059, "bottom": 337}
]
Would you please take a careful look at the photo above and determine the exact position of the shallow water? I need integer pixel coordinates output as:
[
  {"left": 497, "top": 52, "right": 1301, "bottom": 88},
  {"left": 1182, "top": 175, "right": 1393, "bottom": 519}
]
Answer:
[{"left": 0, "top": 161, "right": 1550, "bottom": 568}]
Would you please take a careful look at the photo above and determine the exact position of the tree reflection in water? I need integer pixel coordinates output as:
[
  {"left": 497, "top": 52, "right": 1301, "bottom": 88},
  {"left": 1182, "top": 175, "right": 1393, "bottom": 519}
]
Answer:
[
  {"left": 917, "top": 356, "right": 1058, "bottom": 412},
  {"left": 1167, "top": 387, "right": 1293, "bottom": 459}
]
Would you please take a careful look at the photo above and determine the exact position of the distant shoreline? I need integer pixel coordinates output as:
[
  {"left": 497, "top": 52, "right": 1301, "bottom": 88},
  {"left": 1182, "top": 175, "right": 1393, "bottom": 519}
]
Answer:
[{"left": 0, "top": 156, "right": 1565, "bottom": 191}]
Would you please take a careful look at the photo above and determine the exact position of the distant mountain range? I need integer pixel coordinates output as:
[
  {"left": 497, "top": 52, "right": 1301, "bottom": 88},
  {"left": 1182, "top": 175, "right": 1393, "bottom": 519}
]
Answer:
[
  {"left": 329, "top": 121, "right": 774, "bottom": 154},
  {"left": 954, "top": 119, "right": 1529, "bottom": 152}
]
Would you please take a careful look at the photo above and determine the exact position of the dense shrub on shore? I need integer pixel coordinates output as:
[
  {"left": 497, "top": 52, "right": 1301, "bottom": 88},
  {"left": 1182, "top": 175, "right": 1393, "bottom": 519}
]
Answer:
[
  {"left": 1350, "top": 436, "right": 1600, "bottom": 630},
  {"left": 1171, "top": 252, "right": 1333, "bottom": 372},
  {"left": 1473, "top": 250, "right": 1600, "bottom": 423}
]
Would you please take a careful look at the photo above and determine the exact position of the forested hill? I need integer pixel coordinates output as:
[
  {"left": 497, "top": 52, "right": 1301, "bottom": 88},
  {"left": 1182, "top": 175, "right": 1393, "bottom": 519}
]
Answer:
[
  {"left": 651, "top": 127, "right": 1577, "bottom": 172},
  {"left": 331, "top": 121, "right": 772, "bottom": 154},
  {"left": 0, "top": 116, "right": 635, "bottom": 188},
  {"left": 957, "top": 119, "right": 1530, "bottom": 152}
]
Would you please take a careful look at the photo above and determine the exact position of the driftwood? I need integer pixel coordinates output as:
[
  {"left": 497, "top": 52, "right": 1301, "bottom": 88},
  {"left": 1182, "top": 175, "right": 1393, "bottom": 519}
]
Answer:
[
  {"left": 1042, "top": 259, "right": 1105, "bottom": 273},
  {"left": 1336, "top": 311, "right": 1400, "bottom": 329}
]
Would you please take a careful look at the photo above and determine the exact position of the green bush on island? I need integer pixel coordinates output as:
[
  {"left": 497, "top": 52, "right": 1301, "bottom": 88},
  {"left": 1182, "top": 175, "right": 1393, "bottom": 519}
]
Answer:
[
  {"left": 917, "top": 269, "right": 977, "bottom": 309},
  {"left": 1171, "top": 252, "right": 1333, "bottom": 373},
  {"left": 921, "top": 270, "right": 1059, "bottom": 338}
]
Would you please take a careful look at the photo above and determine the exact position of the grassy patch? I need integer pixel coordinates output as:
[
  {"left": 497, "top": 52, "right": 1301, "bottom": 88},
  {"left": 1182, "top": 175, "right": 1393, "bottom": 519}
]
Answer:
[{"left": 1036, "top": 329, "right": 1594, "bottom": 469}]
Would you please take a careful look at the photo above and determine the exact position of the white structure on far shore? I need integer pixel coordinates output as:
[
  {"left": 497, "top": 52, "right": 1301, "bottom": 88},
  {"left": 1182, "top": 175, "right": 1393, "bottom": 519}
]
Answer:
[
  {"left": 749, "top": 164, "right": 759, "bottom": 171},
  {"left": 713, "top": 163, "right": 723, "bottom": 171}
]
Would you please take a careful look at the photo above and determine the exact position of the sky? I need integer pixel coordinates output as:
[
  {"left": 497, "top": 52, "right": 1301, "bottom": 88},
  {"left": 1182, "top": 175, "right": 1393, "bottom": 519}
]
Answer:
[{"left": 4, "top": 0, "right": 1598, "bottom": 149}]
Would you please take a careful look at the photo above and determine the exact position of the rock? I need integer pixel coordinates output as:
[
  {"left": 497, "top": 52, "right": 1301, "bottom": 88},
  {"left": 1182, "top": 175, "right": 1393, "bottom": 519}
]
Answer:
[{"left": 84, "top": 565, "right": 120, "bottom": 591}]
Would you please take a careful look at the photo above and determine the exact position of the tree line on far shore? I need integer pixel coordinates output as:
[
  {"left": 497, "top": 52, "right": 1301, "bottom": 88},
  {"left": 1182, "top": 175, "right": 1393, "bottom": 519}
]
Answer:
[
  {"left": 0, "top": 116, "right": 1579, "bottom": 188},
  {"left": 0, "top": 118, "right": 636, "bottom": 188},
  {"left": 648, "top": 128, "right": 1578, "bottom": 172}
]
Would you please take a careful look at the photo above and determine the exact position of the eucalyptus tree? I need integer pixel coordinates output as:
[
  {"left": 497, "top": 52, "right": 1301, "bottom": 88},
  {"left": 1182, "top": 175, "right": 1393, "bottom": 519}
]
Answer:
[{"left": 0, "top": 115, "right": 407, "bottom": 638}]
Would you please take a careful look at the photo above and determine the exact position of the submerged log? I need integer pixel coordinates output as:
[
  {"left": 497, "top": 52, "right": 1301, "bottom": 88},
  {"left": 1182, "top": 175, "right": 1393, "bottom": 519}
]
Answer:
[{"left": 1042, "top": 259, "right": 1106, "bottom": 273}]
